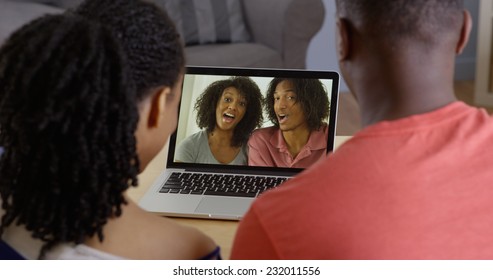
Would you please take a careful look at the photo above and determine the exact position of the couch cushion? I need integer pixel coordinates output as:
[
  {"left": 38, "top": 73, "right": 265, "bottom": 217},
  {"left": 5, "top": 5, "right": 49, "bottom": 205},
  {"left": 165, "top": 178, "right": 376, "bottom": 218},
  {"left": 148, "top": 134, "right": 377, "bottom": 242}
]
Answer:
[
  {"left": 185, "top": 43, "right": 282, "bottom": 68},
  {"left": 0, "top": 1, "right": 63, "bottom": 44},
  {"left": 152, "top": 0, "right": 250, "bottom": 46}
]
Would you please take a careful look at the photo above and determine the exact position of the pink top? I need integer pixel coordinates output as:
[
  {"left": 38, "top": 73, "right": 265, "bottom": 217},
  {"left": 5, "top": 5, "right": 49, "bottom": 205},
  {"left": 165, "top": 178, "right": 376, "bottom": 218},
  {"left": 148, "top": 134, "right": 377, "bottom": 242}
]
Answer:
[
  {"left": 232, "top": 102, "right": 493, "bottom": 259},
  {"left": 247, "top": 126, "right": 328, "bottom": 168}
]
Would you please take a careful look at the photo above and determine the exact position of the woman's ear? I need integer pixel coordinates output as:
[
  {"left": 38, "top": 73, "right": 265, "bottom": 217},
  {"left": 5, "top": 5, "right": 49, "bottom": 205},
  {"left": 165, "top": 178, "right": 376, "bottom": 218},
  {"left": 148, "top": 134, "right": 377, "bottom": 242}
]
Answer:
[
  {"left": 456, "top": 10, "right": 472, "bottom": 55},
  {"left": 147, "top": 86, "right": 171, "bottom": 128},
  {"left": 336, "top": 18, "right": 351, "bottom": 61}
]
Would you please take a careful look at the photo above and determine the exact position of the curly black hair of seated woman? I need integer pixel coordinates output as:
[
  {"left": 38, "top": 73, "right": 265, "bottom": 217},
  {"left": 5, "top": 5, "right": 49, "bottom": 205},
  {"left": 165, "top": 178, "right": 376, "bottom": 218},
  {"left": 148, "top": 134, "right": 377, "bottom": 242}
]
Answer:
[
  {"left": 0, "top": 0, "right": 184, "bottom": 259},
  {"left": 194, "top": 77, "right": 264, "bottom": 147},
  {"left": 265, "top": 78, "right": 330, "bottom": 131}
]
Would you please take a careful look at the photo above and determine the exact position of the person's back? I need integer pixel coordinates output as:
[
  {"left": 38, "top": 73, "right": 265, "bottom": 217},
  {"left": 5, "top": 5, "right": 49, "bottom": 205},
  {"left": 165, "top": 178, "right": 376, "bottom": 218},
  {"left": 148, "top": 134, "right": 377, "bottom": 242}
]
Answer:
[
  {"left": 0, "top": 0, "right": 218, "bottom": 260},
  {"left": 232, "top": 102, "right": 493, "bottom": 259},
  {"left": 231, "top": 0, "right": 493, "bottom": 259}
]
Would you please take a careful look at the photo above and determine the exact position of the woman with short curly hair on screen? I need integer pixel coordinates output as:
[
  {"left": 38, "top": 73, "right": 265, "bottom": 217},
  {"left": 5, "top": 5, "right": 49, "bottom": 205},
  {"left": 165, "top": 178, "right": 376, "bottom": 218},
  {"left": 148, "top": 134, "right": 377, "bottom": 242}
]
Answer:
[{"left": 175, "top": 77, "right": 263, "bottom": 165}]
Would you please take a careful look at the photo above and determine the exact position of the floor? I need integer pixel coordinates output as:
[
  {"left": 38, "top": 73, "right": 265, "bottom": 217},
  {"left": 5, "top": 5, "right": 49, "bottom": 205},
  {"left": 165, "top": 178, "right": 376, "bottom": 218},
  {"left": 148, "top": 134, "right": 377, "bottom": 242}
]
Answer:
[{"left": 336, "top": 80, "right": 493, "bottom": 136}]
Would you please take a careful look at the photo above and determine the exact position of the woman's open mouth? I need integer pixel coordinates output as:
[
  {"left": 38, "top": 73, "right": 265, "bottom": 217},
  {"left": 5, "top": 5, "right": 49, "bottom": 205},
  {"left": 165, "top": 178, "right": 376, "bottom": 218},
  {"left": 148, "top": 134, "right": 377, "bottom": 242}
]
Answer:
[{"left": 223, "top": 112, "right": 236, "bottom": 123}]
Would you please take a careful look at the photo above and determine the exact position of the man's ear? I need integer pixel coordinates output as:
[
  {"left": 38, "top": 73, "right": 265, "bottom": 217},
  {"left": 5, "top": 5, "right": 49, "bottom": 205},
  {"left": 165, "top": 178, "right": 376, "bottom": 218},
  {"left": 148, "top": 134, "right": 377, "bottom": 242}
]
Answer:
[
  {"left": 336, "top": 18, "right": 351, "bottom": 61},
  {"left": 147, "top": 86, "right": 171, "bottom": 128},
  {"left": 456, "top": 10, "right": 472, "bottom": 55}
]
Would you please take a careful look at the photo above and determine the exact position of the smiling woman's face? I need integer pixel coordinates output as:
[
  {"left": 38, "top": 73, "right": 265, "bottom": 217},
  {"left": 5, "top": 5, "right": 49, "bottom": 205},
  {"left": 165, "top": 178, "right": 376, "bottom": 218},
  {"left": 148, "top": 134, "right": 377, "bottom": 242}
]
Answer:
[
  {"left": 215, "top": 86, "right": 247, "bottom": 132},
  {"left": 273, "top": 80, "right": 307, "bottom": 132}
]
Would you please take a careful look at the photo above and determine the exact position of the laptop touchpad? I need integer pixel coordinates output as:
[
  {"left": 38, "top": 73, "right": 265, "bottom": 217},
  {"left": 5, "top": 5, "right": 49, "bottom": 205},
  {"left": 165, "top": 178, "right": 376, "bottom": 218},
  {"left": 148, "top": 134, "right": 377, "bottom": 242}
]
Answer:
[{"left": 195, "top": 197, "right": 253, "bottom": 219}]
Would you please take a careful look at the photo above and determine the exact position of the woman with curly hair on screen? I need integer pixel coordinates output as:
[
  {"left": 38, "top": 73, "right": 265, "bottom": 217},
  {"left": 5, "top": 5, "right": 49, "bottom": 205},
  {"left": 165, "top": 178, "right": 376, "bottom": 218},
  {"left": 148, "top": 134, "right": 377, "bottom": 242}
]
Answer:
[
  {"left": 248, "top": 78, "right": 330, "bottom": 168},
  {"left": 0, "top": 0, "right": 219, "bottom": 260},
  {"left": 175, "top": 77, "right": 263, "bottom": 165}
]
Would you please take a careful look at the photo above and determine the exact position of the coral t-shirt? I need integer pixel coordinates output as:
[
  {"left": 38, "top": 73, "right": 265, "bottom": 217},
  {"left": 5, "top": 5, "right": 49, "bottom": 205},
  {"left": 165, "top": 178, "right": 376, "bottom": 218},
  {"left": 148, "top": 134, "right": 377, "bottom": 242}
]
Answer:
[
  {"left": 232, "top": 102, "right": 493, "bottom": 259},
  {"left": 248, "top": 126, "right": 328, "bottom": 168}
]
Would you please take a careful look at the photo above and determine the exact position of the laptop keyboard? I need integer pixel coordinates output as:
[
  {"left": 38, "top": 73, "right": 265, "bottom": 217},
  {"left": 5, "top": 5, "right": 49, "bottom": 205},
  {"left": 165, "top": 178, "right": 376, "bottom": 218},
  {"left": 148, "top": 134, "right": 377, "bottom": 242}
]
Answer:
[{"left": 159, "top": 172, "right": 289, "bottom": 198}]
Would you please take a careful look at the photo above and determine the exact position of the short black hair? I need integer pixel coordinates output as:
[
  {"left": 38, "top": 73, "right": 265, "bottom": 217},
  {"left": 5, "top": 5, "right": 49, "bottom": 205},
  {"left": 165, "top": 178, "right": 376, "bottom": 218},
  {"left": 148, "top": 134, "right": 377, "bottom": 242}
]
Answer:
[
  {"left": 0, "top": 0, "right": 184, "bottom": 259},
  {"left": 265, "top": 78, "right": 330, "bottom": 131},
  {"left": 335, "top": 0, "right": 464, "bottom": 46},
  {"left": 195, "top": 77, "right": 264, "bottom": 147}
]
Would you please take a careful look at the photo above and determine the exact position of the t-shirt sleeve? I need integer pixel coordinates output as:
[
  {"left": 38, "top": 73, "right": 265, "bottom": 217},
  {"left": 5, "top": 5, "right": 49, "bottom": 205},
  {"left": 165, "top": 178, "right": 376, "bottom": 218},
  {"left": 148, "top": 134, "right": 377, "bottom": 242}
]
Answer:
[
  {"left": 175, "top": 135, "right": 196, "bottom": 163},
  {"left": 247, "top": 133, "right": 269, "bottom": 166},
  {"left": 230, "top": 207, "right": 279, "bottom": 259}
]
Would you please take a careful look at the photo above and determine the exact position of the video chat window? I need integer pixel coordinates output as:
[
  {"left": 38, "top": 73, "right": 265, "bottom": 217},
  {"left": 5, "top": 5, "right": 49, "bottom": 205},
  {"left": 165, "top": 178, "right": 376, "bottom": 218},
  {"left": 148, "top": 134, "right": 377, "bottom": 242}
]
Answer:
[{"left": 173, "top": 74, "right": 334, "bottom": 169}]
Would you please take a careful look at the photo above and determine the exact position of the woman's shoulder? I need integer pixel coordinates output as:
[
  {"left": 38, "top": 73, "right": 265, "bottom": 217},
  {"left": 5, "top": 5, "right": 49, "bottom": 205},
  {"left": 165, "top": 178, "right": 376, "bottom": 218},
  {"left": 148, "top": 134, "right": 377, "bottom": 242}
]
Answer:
[
  {"left": 87, "top": 200, "right": 217, "bottom": 260},
  {"left": 140, "top": 212, "right": 217, "bottom": 259},
  {"left": 181, "top": 130, "right": 208, "bottom": 146}
]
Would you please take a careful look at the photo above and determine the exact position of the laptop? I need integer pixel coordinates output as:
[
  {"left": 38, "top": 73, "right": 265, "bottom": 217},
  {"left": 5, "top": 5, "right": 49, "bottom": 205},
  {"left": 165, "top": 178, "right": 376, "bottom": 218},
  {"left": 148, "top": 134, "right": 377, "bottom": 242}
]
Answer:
[{"left": 139, "top": 66, "right": 340, "bottom": 220}]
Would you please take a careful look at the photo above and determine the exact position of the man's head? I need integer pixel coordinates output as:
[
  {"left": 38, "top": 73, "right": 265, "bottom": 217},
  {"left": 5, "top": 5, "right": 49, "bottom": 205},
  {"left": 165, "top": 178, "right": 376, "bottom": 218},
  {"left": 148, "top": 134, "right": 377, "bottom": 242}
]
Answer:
[
  {"left": 265, "top": 78, "right": 330, "bottom": 131},
  {"left": 335, "top": 0, "right": 465, "bottom": 49},
  {"left": 334, "top": 0, "right": 472, "bottom": 126}
]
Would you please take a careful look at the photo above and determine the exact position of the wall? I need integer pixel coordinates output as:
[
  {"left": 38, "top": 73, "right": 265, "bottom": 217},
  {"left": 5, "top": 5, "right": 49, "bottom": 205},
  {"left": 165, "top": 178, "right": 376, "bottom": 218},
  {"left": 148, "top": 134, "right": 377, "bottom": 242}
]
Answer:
[
  {"left": 306, "top": 0, "right": 347, "bottom": 91},
  {"left": 306, "top": 0, "right": 479, "bottom": 93},
  {"left": 456, "top": 0, "right": 479, "bottom": 81}
]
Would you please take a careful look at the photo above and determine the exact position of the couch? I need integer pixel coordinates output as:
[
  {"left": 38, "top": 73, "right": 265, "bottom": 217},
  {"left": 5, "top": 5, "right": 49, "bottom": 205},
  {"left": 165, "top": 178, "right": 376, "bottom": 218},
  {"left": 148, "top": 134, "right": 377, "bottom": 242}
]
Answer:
[{"left": 0, "top": 0, "right": 325, "bottom": 69}]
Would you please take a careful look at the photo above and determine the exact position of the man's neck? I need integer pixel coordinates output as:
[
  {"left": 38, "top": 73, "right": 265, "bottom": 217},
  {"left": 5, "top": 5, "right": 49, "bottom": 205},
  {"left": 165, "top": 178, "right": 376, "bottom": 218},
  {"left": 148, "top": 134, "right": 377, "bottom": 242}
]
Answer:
[
  {"left": 358, "top": 87, "right": 457, "bottom": 128},
  {"left": 281, "top": 127, "right": 311, "bottom": 157},
  {"left": 353, "top": 49, "right": 457, "bottom": 127}
]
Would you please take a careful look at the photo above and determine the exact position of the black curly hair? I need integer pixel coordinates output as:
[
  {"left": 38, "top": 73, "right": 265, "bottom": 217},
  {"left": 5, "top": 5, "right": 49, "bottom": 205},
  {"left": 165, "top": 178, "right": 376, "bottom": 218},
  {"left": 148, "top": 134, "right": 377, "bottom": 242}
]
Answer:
[
  {"left": 335, "top": 0, "right": 463, "bottom": 46},
  {"left": 0, "top": 0, "right": 184, "bottom": 259},
  {"left": 265, "top": 78, "right": 330, "bottom": 131},
  {"left": 194, "top": 77, "right": 263, "bottom": 147}
]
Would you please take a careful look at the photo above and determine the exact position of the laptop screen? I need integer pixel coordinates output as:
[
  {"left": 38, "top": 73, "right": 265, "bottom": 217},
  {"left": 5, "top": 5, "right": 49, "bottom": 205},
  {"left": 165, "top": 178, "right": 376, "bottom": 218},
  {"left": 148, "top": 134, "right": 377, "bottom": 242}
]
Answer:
[{"left": 167, "top": 67, "right": 339, "bottom": 175}]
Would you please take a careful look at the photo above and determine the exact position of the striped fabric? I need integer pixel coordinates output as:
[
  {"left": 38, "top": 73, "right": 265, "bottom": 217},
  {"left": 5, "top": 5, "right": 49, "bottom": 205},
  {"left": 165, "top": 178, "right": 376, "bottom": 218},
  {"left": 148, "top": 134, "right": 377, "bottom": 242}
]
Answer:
[
  {"left": 155, "top": 0, "right": 251, "bottom": 46},
  {"left": 16, "top": 1, "right": 251, "bottom": 46}
]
